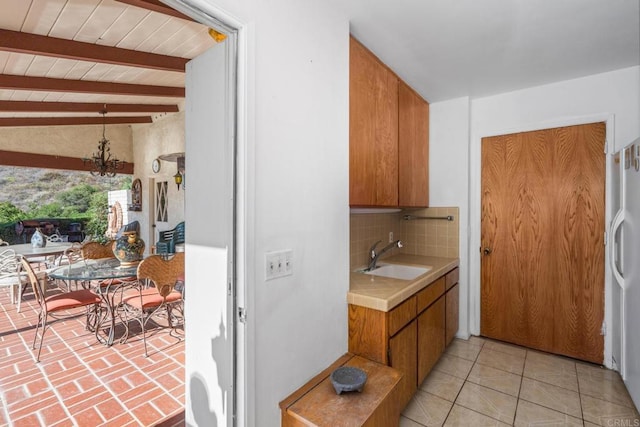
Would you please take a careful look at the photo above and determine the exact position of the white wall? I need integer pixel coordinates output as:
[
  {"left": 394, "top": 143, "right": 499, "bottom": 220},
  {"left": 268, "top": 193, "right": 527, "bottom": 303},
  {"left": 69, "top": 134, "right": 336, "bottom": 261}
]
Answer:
[
  {"left": 183, "top": 1, "right": 350, "bottom": 426},
  {"left": 429, "top": 96, "right": 471, "bottom": 338},
  {"left": 465, "top": 66, "right": 640, "bottom": 367}
]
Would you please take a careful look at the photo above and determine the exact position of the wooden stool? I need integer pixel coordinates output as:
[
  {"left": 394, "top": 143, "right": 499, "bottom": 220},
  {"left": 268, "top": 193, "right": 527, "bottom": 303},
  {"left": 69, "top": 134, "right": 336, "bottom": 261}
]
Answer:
[{"left": 280, "top": 353, "right": 402, "bottom": 426}]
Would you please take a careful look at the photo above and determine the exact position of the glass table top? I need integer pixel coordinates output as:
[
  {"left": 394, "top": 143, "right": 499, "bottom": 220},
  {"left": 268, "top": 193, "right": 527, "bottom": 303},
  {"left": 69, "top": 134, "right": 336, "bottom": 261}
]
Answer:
[{"left": 48, "top": 258, "right": 138, "bottom": 281}]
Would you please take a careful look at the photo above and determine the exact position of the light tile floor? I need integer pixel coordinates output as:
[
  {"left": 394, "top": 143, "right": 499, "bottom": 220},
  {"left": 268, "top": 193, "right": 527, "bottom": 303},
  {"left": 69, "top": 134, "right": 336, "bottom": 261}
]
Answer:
[
  {"left": 0, "top": 284, "right": 185, "bottom": 426},
  {"left": 401, "top": 336, "right": 640, "bottom": 426}
]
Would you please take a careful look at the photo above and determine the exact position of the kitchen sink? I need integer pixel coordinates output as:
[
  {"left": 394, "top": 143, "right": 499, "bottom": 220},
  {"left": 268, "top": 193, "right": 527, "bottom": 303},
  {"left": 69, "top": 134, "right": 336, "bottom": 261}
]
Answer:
[{"left": 362, "top": 264, "right": 431, "bottom": 281}]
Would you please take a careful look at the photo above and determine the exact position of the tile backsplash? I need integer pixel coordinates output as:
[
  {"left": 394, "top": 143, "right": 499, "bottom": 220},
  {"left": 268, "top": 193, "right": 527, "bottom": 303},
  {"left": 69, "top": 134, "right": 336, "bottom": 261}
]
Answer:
[{"left": 350, "top": 207, "right": 459, "bottom": 270}]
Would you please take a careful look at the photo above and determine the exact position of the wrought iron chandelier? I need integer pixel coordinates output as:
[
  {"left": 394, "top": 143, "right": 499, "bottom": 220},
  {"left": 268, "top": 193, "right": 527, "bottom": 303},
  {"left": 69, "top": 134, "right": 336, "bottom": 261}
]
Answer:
[{"left": 83, "top": 109, "right": 125, "bottom": 177}]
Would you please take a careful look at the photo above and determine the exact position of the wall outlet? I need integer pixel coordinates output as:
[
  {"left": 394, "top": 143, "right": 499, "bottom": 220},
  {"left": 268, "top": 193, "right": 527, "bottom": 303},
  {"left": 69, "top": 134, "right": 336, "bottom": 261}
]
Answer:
[
  {"left": 265, "top": 249, "right": 293, "bottom": 280},
  {"left": 389, "top": 231, "right": 394, "bottom": 243}
]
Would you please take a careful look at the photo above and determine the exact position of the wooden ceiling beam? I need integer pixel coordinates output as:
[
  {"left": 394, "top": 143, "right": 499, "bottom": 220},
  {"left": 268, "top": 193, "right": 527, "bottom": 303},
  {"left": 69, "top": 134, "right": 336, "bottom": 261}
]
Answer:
[
  {"left": 0, "top": 29, "right": 187, "bottom": 73},
  {"left": 0, "top": 74, "right": 185, "bottom": 98},
  {"left": 0, "top": 149, "right": 134, "bottom": 174},
  {"left": 0, "top": 116, "right": 153, "bottom": 127},
  {"left": 0, "top": 101, "right": 179, "bottom": 113},
  {"left": 114, "top": 0, "right": 195, "bottom": 22}
]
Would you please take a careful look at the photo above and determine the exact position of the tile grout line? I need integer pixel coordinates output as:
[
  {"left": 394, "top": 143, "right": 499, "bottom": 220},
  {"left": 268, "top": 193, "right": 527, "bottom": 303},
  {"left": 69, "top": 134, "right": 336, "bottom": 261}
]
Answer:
[
  {"left": 49, "top": 308, "right": 184, "bottom": 420},
  {"left": 0, "top": 288, "right": 186, "bottom": 426},
  {"left": 443, "top": 339, "right": 486, "bottom": 425},
  {"left": 575, "top": 361, "right": 585, "bottom": 424},
  {"left": 1, "top": 302, "right": 78, "bottom": 427},
  {"left": 46, "top": 312, "right": 145, "bottom": 425}
]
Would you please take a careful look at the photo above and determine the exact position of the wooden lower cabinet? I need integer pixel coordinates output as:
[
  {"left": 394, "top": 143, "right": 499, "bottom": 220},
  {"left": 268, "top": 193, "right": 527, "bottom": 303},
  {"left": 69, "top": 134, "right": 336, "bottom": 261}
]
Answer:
[
  {"left": 446, "top": 284, "right": 459, "bottom": 346},
  {"left": 349, "top": 268, "right": 459, "bottom": 411},
  {"left": 417, "top": 296, "right": 445, "bottom": 385},
  {"left": 389, "top": 320, "right": 417, "bottom": 409}
]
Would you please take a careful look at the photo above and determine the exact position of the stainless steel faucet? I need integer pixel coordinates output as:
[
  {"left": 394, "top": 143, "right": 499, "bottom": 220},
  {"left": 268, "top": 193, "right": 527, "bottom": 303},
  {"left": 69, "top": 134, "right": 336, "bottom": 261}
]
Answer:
[{"left": 367, "top": 239, "right": 403, "bottom": 271}]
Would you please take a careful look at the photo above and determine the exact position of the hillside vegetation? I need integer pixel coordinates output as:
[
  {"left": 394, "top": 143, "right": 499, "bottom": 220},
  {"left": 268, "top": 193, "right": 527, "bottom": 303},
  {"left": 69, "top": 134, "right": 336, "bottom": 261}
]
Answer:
[{"left": 0, "top": 165, "right": 129, "bottom": 212}]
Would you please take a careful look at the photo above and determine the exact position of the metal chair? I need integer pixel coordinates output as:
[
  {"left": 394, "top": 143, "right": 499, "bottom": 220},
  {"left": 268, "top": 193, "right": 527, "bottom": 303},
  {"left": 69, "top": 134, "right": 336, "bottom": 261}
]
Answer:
[
  {"left": 120, "top": 253, "right": 185, "bottom": 356},
  {"left": 54, "top": 244, "right": 84, "bottom": 291},
  {"left": 0, "top": 249, "right": 23, "bottom": 307},
  {"left": 21, "top": 258, "right": 102, "bottom": 362}
]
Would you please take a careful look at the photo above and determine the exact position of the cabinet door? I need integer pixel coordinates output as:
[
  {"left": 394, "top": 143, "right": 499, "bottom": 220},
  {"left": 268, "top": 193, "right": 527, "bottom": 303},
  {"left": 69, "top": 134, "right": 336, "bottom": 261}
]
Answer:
[
  {"left": 350, "top": 37, "right": 398, "bottom": 207},
  {"left": 417, "top": 296, "right": 445, "bottom": 385},
  {"left": 398, "top": 81, "right": 429, "bottom": 207},
  {"left": 446, "top": 284, "right": 459, "bottom": 346},
  {"left": 389, "top": 320, "right": 417, "bottom": 410}
]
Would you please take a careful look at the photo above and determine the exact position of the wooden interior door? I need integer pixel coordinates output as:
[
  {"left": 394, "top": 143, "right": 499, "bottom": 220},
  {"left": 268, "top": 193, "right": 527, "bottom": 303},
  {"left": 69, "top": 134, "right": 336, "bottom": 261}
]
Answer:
[{"left": 481, "top": 122, "right": 606, "bottom": 363}]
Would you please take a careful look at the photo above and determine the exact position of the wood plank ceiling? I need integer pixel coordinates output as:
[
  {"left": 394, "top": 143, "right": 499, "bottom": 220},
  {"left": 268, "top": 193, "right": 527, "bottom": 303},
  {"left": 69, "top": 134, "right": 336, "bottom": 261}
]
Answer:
[{"left": 0, "top": 0, "right": 216, "bottom": 126}]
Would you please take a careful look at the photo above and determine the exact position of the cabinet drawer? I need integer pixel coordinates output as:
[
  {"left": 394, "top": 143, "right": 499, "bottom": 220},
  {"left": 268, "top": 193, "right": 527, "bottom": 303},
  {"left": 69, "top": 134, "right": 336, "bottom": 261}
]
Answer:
[
  {"left": 445, "top": 267, "right": 459, "bottom": 290},
  {"left": 388, "top": 296, "right": 416, "bottom": 337},
  {"left": 417, "top": 277, "right": 445, "bottom": 313}
]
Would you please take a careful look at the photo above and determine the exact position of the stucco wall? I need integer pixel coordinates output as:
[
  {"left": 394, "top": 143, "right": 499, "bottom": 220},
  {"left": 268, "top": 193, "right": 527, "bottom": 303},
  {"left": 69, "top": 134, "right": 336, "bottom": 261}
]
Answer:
[
  {"left": 0, "top": 124, "right": 134, "bottom": 161},
  {"left": 130, "top": 112, "right": 185, "bottom": 249}
]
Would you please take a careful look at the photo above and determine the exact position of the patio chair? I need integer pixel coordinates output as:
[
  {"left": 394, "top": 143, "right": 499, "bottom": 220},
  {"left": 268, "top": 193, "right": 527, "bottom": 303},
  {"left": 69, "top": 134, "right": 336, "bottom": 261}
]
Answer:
[
  {"left": 81, "top": 241, "right": 115, "bottom": 260},
  {"left": 21, "top": 258, "right": 102, "bottom": 362},
  {"left": 81, "top": 241, "right": 135, "bottom": 289},
  {"left": 120, "top": 253, "right": 184, "bottom": 357},
  {"left": 155, "top": 222, "right": 184, "bottom": 254},
  {"left": 55, "top": 244, "right": 84, "bottom": 291},
  {"left": 0, "top": 249, "right": 23, "bottom": 307}
]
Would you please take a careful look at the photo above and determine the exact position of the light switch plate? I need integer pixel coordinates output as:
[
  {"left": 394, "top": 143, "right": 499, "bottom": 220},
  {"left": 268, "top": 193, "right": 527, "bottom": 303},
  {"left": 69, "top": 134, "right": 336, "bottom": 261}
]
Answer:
[{"left": 265, "top": 250, "right": 293, "bottom": 280}]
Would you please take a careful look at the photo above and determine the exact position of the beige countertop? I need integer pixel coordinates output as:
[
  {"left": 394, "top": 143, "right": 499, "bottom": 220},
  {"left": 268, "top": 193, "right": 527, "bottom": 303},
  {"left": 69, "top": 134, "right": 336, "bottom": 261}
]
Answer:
[{"left": 348, "top": 254, "right": 459, "bottom": 312}]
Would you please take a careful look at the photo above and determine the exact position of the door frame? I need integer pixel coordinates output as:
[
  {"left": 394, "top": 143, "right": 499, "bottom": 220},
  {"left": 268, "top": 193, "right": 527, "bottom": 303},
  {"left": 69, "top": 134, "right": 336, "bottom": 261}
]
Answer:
[
  {"left": 162, "top": 1, "right": 252, "bottom": 426},
  {"left": 469, "top": 112, "right": 615, "bottom": 367}
]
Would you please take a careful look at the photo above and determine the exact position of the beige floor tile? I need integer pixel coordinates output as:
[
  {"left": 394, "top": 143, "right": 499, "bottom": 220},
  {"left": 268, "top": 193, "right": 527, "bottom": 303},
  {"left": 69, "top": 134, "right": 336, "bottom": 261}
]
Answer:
[
  {"left": 419, "top": 369, "right": 465, "bottom": 402},
  {"left": 519, "top": 377, "right": 582, "bottom": 418},
  {"left": 446, "top": 339, "right": 482, "bottom": 361},
  {"left": 400, "top": 415, "right": 425, "bottom": 427},
  {"left": 514, "top": 399, "right": 583, "bottom": 426},
  {"left": 523, "top": 353, "right": 578, "bottom": 392},
  {"left": 433, "top": 354, "right": 474, "bottom": 379},
  {"left": 403, "top": 390, "right": 453, "bottom": 426},
  {"left": 467, "top": 363, "right": 522, "bottom": 397},
  {"left": 476, "top": 348, "right": 525, "bottom": 375},
  {"left": 455, "top": 382, "right": 517, "bottom": 424},
  {"left": 526, "top": 350, "right": 577, "bottom": 370},
  {"left": 483, "top": 340, "right": 527, "bottom": 358},
  {"left": 576, "top": 362, "right": 621, "bottom": 382},
  {"left": 444, "top": 404, "right": 510, "bottom": 426},
  {"left": 581, "top": 394, "right": 640, "bottom": 426},
  {"left": 584, "top": 423, "right": 600, "bottom": 427},
  {"left": 578, "top": 373, "right": 636, "bottom": 408},
  {"left": 468, "top": 336, "right": 486, "bottom": 347}
]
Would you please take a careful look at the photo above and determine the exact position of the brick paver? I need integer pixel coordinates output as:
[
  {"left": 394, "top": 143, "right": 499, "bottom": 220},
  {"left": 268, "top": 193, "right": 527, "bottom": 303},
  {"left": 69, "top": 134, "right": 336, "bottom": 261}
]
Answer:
[{"left": 0, "top": 286, "right": 185, "bottom": 426}]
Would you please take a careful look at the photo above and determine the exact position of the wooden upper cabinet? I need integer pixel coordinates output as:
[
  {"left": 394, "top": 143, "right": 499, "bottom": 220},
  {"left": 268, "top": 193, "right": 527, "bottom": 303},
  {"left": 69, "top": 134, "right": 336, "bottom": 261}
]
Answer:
[
  {"left": 349, "top": 36, "right": 429, "bottom": 208},
  {"left": 398, "top": 81, "right": 429, "bottom": 207},
  {"left": 350, "top": 37, "right": 398, "bottom": 206}
]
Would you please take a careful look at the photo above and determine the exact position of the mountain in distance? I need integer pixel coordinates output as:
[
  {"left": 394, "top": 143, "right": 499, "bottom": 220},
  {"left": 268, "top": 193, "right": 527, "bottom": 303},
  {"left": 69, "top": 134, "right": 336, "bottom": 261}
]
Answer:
[{"left": 0, "top": 165, "right": 129, "bottom": 212}]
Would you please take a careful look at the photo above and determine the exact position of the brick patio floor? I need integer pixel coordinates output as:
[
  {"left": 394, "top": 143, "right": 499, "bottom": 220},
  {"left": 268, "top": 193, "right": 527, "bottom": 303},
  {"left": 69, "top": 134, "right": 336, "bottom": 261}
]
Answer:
[{"left": 0, "top": 284, "right": 185, "bottom": 426}]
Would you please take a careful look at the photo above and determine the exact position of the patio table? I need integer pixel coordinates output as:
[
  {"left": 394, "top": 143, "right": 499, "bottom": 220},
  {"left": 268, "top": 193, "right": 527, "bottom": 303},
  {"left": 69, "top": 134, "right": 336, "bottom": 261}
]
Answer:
[
  {"left": 10, "top": 242, "right": 72, "bottom": 261},
  {"left": 48, "top": 259, "right": 138, "bottom": 346}
]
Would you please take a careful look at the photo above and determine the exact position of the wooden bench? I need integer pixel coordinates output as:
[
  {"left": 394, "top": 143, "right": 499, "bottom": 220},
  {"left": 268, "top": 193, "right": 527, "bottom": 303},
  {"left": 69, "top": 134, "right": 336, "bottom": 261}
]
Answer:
[{"left": 280, "top": 353, "right": 402, "bottom": 426}]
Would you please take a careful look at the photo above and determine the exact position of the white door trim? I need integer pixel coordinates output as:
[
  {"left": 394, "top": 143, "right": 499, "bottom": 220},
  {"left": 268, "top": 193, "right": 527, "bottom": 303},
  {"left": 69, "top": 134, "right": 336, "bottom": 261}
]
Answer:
[
  {"left": 469, "top": 112, "right": 615, "bottom": 367},
  {"left": 162, "top": 1, "right": 252, "bottom": 426}
]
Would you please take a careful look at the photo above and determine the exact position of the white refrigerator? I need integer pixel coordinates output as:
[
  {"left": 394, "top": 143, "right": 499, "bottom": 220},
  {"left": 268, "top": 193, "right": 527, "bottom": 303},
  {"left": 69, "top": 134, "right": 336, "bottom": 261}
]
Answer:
[{"left": 611, "top": 137, "right": 640, "bottom": 408}]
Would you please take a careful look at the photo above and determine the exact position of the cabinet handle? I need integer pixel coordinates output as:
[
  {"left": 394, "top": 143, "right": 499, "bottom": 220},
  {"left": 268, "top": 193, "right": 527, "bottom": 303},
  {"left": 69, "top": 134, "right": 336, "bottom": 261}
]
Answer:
[{"left": 483, "top": 247, "right": 492, "bottom": 255}]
